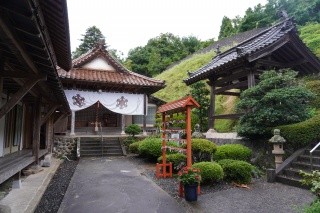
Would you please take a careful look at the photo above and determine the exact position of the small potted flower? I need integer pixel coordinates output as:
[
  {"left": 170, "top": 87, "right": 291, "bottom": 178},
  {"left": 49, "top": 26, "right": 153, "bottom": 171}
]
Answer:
[{"left": 178, "top": 167, "right": 201, "bottom": 202}]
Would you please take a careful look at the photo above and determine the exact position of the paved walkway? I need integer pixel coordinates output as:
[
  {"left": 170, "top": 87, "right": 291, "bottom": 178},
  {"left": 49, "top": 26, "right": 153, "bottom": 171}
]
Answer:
[{"left": 58, "top": 157, "right": 185, "bottom": 213}]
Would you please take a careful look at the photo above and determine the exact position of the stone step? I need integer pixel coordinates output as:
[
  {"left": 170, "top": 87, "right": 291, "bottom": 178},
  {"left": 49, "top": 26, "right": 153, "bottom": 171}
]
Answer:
[
  {"left": 276, "top": 175, "right": 308, "bottom": 189},
  {"left": 298, "top": 155, "right": 320, "bottom": 164},
  {"left": 281, "top": 167, "right": 304, "bottom": 179},
  {"left": 291, "top": 161, "right": 320, "bottom": 170},
  {"left": 305, "top": 149, "right": 320, "bottom": 157}
]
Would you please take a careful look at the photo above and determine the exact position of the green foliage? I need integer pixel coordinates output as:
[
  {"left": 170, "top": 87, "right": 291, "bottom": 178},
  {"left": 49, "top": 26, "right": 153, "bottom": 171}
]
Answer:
[
  {"left": 157, "top": 153, "right": 186, "bottom": 171},
  {"left": 306, "top": 80, "right": 320, "bottom": 109},
  {"left": 213, "top": 144, "right": 252, "bottom": 162},
  {"left": 72, "top": 26, "right": 104, "bottom": 59},
  {"left": 299, "top": 23, "right": 320, "bottom": 58},
  {"left": 178, "top": 168, "right": 201, "bottom": 185},
  {"left": 218, "top": 16, "right": 237, "bottom": 39},
  {"left": 218, "top": 159, "right": 254, "bottom": 184},
  {"left": 138, "top": 137, "right": 178, "bottom": 161},
  {"left": 191, "top": 139, "right": 217, "bottom": 162},
  {"left": 300, "top": 170, "right": 320, "bottom": 198},
  {"left": 236, "top": 69, "right": 315, "bottom": 138},
  {"left": 125, "top": 124, "right": 141, "bottom": 137},
  {"left": 302, "top": 200, "right": 320, "bottom": 213},
  {"left": 192, "top": 162, "right": 224, "bottom": 184},
  {"left": 125, "top": 33, "right": 206, "bottom": 77},
  {"left": 278, "top": 113, "right": 320, "bottom": 150},
  {"left": 129, "top": 141, "right": 141, "bottom": 154},
  {"left": 190, "top": 81, "right": 210, "bottom": 131}
]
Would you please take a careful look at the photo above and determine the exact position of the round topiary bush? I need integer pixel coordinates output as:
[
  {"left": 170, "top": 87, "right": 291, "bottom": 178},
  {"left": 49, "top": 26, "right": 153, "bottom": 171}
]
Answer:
[
  {"left": 183, "top": 139, "right": 217, "bottom": 162},
  {"left": 192, "top": 162, "right": 224, "bottom": 184},
  {"left": 129, "top": 141, "right": 141, "bottom": 154},
  {"left": 157, "top": 153, "right": 186, "bottom": 171},
  {"left": 213, "top": 144, "right": 252, "bottom": 162},
  {"left": 218, "top": 159, "right": 254, "bottom": 184},
  {"left": 125, "top": 124, "right": 141, "bottom": 137},
  {"left": 138, "top": 137, "right": 178, "bottom": 161}
]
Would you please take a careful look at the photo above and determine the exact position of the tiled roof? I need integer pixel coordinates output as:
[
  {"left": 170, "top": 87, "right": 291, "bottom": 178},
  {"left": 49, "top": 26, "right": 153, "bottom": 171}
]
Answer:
[
  {"left": 58, "top": 43, "right": 164, "bottom": 89},
  {"left": 184, "top": 18, "right": 303, "bottom": 85},
  {"left": 58, "top": 68, "right": 164, "bottom": 87},
  {"left": 157, "top": 96, "right": 200, "bottom": 113}
]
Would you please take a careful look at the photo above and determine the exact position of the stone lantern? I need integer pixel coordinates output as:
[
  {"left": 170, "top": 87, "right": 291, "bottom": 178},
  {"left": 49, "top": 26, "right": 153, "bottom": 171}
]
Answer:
[{"left": 269, "top": 129, "right": 286, "bottom": 169}]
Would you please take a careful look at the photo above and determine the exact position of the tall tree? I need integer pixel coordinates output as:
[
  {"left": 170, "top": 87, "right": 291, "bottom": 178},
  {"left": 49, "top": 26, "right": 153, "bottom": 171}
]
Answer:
[
  {"left": 236, "top": 69, "right": 315, "bottom": 138},
  {"left": 218, "top": 16, "right": 236, "bottom": 39},
  {"left": 190, "top": 81, "right": 210, "bottom": 132},
  {"left": 72, "top": 26, "right": 105, "bottom": 59}
]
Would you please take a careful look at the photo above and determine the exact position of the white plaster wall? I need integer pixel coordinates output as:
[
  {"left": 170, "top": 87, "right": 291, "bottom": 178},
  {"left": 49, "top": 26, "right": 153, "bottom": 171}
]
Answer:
[
  {"left": 82, "top": 57, "right": 115, "bottom": 70},
  {"left": 0, "top": 96, "right": 5, "bottom": 157}
]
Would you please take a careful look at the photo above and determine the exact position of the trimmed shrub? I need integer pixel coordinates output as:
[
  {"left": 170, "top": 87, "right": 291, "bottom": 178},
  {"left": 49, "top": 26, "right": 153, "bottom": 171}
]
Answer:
[
  {"left": 125, "top": 124, "right": 141, "bottom": 137},
  {"left": 138, "top": 137, "right": 178, "bottom": 161},
  {"left": 278, "top": 113, "right": 320, "bottom": 150},
  {"left": 192, "top": 162, "right": 224, "bottom": 184},
  {"left": 129, "top": 141, "right": 141, "bottom": 154},
  {"left": 218, "top": 159, "right": 254, "bottom": 184},
  {"left": 183, "top": 139, "right": 217, "bottom": 162},
  {"left": 306, "top": 80, "right": 320, "bottom": 108},
  {"left": 158, "top": 153, "right": 186, "bottom": 171},
  {"left": 213, "top": 144, "right": 252, "bottom": 162}
]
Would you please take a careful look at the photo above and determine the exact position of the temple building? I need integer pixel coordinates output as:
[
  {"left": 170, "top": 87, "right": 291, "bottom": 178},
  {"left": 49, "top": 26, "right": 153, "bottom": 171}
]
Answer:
[
  {"left": 184, "top": 16, "right": 320, "bottom": 129},
  {"left": 57, "top": 41, "right": 165, "bottom": 136}
]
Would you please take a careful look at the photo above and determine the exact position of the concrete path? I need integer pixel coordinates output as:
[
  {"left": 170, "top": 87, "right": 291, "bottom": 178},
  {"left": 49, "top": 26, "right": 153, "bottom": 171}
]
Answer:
[{"left": 58, "top": 157, "right": 185, "bottom": 213}]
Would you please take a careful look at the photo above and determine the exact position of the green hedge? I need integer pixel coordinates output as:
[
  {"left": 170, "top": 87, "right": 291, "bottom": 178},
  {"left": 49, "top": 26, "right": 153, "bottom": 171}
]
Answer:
[
  {"left": 213, "top": 144, "right": 252, "bottom": 162},
  {"left": 306, "top": 80, "right": 320, "bottom": 108},
  {"left": 182, "top": 139, "right": 217, "bottom": 162},
  {"left": 192, "top": 162, "right": 224, "bottom": 184},
  {"left": 157, "top": 153, "right": 186, "bottom": 171},
  {"left": 278, "top": 113, "right": 320, "bottom": 150},
  {"left": 218, "top": 159, "right": 254, "bottom": 184},
  {"left": 138, "top": 137, "right": 178, "bottom": 161},
  {"left": 129, "top": 141, "right": 141, "bottom": 154}
]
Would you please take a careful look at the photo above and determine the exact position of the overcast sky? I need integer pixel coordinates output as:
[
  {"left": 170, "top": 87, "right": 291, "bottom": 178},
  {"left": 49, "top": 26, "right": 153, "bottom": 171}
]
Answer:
[{"left": 67, "top": 0, "right": 267, "bottom": 57}]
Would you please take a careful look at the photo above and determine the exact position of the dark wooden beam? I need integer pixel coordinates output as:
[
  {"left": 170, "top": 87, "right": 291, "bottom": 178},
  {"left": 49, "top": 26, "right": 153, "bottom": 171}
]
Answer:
[
  {"left": 0, "top": 75, "right": 46, "bottom": 119},
  {"left": 0, "top": 16, "right": 40, "bottom": 75},
  {"left": 41, "top": 104, "right": 59, "bottom": 126},
  {"left": 212, "top": 113, "right": 244, "bottom": 119},
  {"left": 53, "top": 112, "right": 66, "bottom": 125},
  {"left": 214, "top": 81, "right": 248, "bottom": 94},
  {"left": 257, "top": 58, "right": 307, "bottom": 68},
  {"left": 214, "top": 70, "right": 249, "bottom": 87},
  {"left": 216, "top": 91, "right": 241, "bottom": 96},
  {"left": 208, "top": 84, "right": 216, "bottom": 129}
]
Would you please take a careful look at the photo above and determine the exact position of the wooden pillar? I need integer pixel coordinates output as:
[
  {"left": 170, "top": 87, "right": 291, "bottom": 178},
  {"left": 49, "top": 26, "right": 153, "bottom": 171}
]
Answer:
[
  {"left": 70, "top": 110, "right": 75, "bottom": 136},
  {"left": 32, "top": 97, "right": 41, "bottom": 164},
  {"left": 208, "top": 84, "right": 216, "bottom": 129},
  {"left": 247, "top": 69, "right": 256, "bottom": 88},
  {"left": 121, "top": 114, "right": 125, "bottom": 135},
  {"left": 186, "top": 106, "right": 192, "bottom": 168},
  {"left": 46, "top": 116, "right": 54, "bottom": 153},
  {"left": 143, "top": 94, "right": 147, "bottom": 135},
  {"left": 161, "top": 112, "right": 167, "bottom": 176}
]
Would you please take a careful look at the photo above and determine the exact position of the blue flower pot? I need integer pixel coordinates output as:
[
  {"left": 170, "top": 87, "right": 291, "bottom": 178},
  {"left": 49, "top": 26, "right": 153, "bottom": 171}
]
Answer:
[{"left": 184, "top": 184, "right": 198, "bottom": 202}]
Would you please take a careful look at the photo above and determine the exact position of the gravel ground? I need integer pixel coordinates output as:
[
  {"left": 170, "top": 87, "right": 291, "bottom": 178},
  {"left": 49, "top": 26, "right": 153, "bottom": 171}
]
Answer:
[
  {"left": 35, "top": 160, "right": 78, "bottom": 213},
  {"left": 128, "top": 155, "right": 233, "bottom": 199}
]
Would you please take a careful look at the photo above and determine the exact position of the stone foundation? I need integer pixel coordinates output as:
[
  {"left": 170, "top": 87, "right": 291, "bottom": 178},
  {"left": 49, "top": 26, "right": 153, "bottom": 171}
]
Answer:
[{"left": 53, "top": 137, "right": 79, "bottom": 158}]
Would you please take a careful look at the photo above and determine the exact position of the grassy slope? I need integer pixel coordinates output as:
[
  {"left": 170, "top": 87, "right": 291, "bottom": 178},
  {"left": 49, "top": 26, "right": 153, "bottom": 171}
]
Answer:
[
  {"left": 153, "top": 51, "right": 216, "bottom": 101},
  {"left": 153, "top": 50, "right": 237, "bottom": 132}
]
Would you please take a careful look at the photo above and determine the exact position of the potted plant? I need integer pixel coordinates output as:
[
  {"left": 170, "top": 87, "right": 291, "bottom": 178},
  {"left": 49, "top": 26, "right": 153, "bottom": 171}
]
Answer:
[{"left": 178, "top": 167, "right": 201, "bottom": 202}]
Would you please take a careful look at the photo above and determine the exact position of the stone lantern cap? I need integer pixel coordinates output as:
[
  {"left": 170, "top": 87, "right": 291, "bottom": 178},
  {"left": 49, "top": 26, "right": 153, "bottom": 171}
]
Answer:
[{"left": 269, "top": 129, "right": 286, "bottom": 144}]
